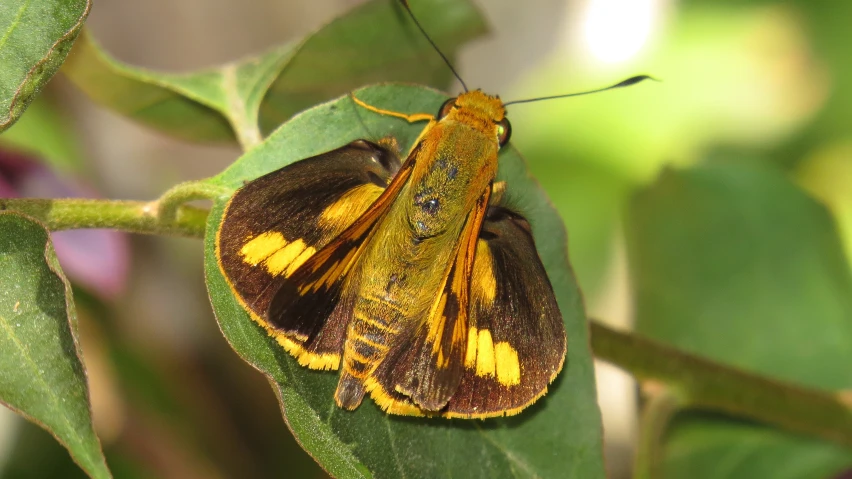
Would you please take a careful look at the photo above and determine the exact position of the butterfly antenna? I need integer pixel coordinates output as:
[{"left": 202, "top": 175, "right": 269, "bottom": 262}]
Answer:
[
  {"left": 399, "top": 0, "right": 469, "bottom": 92},
  {"left": 504, "top": 75, "right": 657, "bottom": 106}
]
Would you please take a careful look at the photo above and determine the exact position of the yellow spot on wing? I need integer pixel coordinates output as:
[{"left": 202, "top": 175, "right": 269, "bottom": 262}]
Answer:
[
  {"left": 319, "top": 183, "right": 384, "bottom": 229},
  {"left": 465, "top": 326, "right": 478, "bottom": 368},
  {"left": 472, "top": 241, "right": 496, "bottom": 305},
  {"left": 265, "top": 239, "right": 315, "bottom": 276},
  {"left": 286, "top": 245, "right": 316, "bottom": 277},
  {"left": 475, "top": 329, "right": 495, "bottom": 377},
  {"left": 238, "top": 232, "right": 316, "bottom": 277},
  {"left": 495, "top": 342, "right": 521, "bottom": 386},
  {"left": 467, "top": 327, "right": 520, "bottom": 384},
  {"left": 240, "top": 232, "right": 287, "bottom": 265}
]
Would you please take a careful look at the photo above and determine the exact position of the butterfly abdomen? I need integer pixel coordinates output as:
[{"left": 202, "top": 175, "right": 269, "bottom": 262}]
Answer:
[
  {"left": 334, "top": 294, "right": 403, "bottom": 409},
  {"left": 346, "top": 298, "right": 400, "bottom": 373}
]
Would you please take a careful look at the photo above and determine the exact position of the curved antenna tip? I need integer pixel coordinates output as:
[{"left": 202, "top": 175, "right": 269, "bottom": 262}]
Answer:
[
  {"left": 504, "top": 73, "right": 659, "bottom": 106},
  {"left": 614, "top": 75, "right": 660, "bottom": 88}
]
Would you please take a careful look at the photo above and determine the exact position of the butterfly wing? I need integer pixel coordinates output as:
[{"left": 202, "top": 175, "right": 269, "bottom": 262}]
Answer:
[
  {"left": 216, "top": 140, "right": 410, "bottom": 369},
  {"left": 445, "top": 206, "right": 566, "bottom": 418}
]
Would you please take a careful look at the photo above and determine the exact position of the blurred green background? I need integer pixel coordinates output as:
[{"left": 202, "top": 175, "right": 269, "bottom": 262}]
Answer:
[{"left": 1, "top": 0, "right": 851, "bottom": 477}]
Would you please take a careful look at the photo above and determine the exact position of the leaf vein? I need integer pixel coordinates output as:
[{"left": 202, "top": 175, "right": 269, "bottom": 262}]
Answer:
[
  {"left": 0, "top": 311, "right": 83, "bottom": 446},
  {"left": 222, "top": 64, "right": 260, "bottom": 149},
  {"left": 474, "top": 424, "right": 539, "bottom": 479},
  {"left": 0, "top": 0, "right": 31, "bottom": 51},
  {"left": 384, "top": 419, "right": 407, "bottom": 479}
]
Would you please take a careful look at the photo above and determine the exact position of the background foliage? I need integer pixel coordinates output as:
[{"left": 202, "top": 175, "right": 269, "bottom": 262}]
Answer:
[{"left": 0, "top": 0, "right": 851, "bottom": 478}]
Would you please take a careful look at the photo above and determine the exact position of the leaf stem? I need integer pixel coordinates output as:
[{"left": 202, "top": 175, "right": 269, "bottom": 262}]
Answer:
[
  {"left": 155, "top": 180, "right": 227, "bottom": 222},
  {"left": 0, "top": 198, "right": 209, "bottom": 238},
  {"left": 632, "top": 383, "right": 684, "bottom": 479},
  {"left": 590, "top": 320, "right": 852, "bottom": 449},
  {"left": 222, "top": 64, "right": 262, "bottom": 151}
]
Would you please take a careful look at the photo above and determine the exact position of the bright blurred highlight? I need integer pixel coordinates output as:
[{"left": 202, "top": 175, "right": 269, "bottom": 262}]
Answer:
[{"left": 583, "top": 0, "right": 656, "bottom": 63}]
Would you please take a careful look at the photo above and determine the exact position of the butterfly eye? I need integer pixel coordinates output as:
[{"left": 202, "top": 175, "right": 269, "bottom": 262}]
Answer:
[
  {"left": 497, "top": 118, "right": 512, "bottom": 147},
  {"left": 437, "top": 98, "right": 455, "bottom": 119}
]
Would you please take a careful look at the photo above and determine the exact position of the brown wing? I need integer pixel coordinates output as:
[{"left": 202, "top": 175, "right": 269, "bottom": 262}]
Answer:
[
  {"left": 216, "top": 140, "right": 410, "bottom": 369},
  {"left": 445, "top": 206, "right": 566, "bottom": 418}
]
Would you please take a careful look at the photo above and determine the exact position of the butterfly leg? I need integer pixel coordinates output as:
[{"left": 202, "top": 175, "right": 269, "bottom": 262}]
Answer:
[
  {"left": 490, "top": 181, "right": 506, "bottom": 206},
  {"left": 350, "top": 93, "right": 435, "bottom": 123}
]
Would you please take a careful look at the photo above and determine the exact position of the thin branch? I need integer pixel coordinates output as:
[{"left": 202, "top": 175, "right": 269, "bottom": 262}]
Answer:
[
  {"left": 633, "top": 383, "right": 684, "bottom": 479},
  {"left": 589, "top": 320, "right": 852, "bottom": 449},
  {"left": 0, "top": 198, "right": 208, "bottom": 238},
  {"left": 155, "top": 180, "right": 228, "bottom": 222}
]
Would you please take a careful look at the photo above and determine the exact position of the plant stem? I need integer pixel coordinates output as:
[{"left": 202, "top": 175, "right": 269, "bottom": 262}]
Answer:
[
  {"left": 632, "top": 383, "right": 684, "bottom": 479},
  {"left": 221, "top": 64, "right": 263, "bottom": 151},
  {"left": 590, "top": 320, "right": 852, "bottom": 449},
  {"left": 0, "top": 198, "right": 208, "bottom": 238},
  {"left": 155, "top": 180, "right": 228, "bottom": 222}
]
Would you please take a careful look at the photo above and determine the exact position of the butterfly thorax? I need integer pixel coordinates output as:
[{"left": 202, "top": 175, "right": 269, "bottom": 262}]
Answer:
[
  {"left": 338, "top": 101, "right": 502, "bottom": 396},
  {"left": 406, "top": 121, "right": 498, "bottom": 238}
]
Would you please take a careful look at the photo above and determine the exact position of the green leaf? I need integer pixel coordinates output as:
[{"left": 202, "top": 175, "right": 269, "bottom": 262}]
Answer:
[
  {"left": 677, "top": 0, "right": 852, "bottom": 156},
  {"left": 796, "top": 143, "right": 852, "bottom": 273},
  {"left": 0, "top": 212, "right": 111, "bottom": 479},
  {"left": 626, "top": 161, "right": 852, "bottom": 478},
  {"left": 60, "top": 29, "right": 281, "bottom": 146},
  {"left": 1, "top": 416, "right": 94, "bottom": 479},
  {"left": 0, "top": 0, "right": 90, "bottom": 132},
  {"left": 256, "top": 0, "right": 486, "bottom": 136},
  {"left": 61, "top": 0, "right": 486, "bottom": 148},
  {"left": 665, "top": 416, "right": 852, "bottom": 479},
  {"left": 203, "top": 84, "right": 605, "bottom": 478},
  {"left": 525, "top": 157, "right": 633, "bottom": 297}
]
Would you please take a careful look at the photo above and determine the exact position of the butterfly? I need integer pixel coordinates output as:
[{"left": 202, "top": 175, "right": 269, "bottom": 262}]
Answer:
[{"left": 215, "top": 0, "right": 649, "bottom": 418}]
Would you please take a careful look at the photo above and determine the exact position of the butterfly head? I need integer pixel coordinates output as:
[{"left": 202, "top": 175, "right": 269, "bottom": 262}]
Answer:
[{"left": 437, "top": 90, "right": 511, "bottom": 148}]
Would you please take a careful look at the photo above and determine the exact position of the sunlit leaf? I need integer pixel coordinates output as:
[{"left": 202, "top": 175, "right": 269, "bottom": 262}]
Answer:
[{"left": 796, "top": 142, "right": 852, "bottom": 272}]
